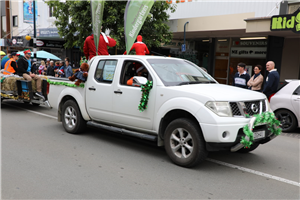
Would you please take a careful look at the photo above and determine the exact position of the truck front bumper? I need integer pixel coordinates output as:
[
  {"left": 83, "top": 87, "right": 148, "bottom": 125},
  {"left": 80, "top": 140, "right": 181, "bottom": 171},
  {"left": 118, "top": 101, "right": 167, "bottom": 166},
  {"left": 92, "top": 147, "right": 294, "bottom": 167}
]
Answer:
[{"left": 200, "top": 119, "right": 278, "bottom": 152}]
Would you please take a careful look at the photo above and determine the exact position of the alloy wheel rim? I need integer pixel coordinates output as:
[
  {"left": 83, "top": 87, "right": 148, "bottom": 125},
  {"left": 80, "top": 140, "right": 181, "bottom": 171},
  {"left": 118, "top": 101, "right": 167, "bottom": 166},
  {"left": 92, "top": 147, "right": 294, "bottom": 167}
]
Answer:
[
  {"left": 64, "top": 106, "right": 77, "bottom": 129},
  {"left": 278, "top": 113, "right": 292, "bottom": 130},
  {"left": 170, "top": 128, "right": 194, "bottom": 158}
]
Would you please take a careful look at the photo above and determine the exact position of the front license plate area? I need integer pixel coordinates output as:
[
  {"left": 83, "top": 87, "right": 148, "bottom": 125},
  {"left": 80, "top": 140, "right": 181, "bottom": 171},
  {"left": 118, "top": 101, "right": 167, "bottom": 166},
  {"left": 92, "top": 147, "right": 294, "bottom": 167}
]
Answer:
[{"left": 253, "top": 130, "right": 265, "bottom": 140}]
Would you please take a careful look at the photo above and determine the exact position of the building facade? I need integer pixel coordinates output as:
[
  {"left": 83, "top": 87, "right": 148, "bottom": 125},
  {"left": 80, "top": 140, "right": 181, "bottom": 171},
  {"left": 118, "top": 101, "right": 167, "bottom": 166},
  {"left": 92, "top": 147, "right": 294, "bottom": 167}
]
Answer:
[
  {"left": 164, "top": 0, "right": 300, "bottom": 83},
  {"left": 1, "top": 0, "right": 81, "bottom": 67}
]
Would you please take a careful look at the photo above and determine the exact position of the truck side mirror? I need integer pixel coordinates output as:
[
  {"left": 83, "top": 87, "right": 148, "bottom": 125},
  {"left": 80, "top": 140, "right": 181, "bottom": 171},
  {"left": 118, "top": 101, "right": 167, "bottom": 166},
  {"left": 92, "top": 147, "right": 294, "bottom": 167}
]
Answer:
[{"left": 132, "top": 76, "right": 148, "bottom": 86}]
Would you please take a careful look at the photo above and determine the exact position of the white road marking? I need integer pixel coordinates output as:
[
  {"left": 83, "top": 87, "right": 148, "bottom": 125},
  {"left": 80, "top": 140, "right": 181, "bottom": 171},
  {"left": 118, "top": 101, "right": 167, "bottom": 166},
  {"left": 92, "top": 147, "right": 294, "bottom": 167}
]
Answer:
[
  {"left": 4, "top": 103, "right": 300, "bottom": 187},
  {"left": 4, "top": 103, "right": 58, "bottom": 120},
  {"left": 207, "top": 158, "right": 300, "bottom": 187}
]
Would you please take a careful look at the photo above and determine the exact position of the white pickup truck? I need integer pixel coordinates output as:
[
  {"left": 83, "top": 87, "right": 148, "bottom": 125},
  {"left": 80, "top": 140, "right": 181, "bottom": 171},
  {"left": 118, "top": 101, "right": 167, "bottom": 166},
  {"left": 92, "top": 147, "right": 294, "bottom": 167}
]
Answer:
[{"left": 48, "top": 55, "right": 278, "bottom": 167}]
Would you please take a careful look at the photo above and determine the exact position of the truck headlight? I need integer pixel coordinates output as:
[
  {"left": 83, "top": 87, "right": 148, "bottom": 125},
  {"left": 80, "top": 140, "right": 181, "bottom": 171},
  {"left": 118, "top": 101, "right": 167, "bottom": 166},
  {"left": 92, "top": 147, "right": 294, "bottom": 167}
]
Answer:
[{"left": 205, "top": 101, "right": 232, "bottom": 117}]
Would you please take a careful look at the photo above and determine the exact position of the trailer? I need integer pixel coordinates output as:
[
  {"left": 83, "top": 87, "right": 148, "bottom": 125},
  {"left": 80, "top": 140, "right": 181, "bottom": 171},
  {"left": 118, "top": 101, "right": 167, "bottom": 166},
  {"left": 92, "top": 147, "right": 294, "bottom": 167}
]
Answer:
[{"left": 1, "top": 75, "right": 51, "bottom": 107}]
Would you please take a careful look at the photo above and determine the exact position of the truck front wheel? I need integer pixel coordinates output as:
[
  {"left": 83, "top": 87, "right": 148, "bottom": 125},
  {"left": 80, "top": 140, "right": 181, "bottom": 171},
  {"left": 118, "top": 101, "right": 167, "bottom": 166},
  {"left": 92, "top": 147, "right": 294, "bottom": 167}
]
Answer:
[
  {"left": 62, "top": 100, "right": 86, "bottom": 134},
  {"left": 164, "top": 118, "right": 208, "bottom": 168}
]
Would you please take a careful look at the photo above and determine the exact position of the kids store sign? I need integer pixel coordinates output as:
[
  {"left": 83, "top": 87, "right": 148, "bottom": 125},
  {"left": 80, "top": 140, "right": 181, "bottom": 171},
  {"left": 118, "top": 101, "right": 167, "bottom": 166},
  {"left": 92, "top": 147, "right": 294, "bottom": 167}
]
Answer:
[{"left": 271, "top": 9, "right": 300, "bottom": 34}]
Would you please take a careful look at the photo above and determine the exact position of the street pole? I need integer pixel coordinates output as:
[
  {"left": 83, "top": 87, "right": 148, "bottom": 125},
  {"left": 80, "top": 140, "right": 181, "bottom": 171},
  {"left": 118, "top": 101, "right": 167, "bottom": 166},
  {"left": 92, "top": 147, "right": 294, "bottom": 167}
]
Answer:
[
  {"left": 33, "top": 0, "right": 37, "bottom": 59},
  {"left": 183, "top": 21, "right": 189, "bottom": 53},
  {"left": 5, "top": 0, "right": 11, "bottom": 53}
]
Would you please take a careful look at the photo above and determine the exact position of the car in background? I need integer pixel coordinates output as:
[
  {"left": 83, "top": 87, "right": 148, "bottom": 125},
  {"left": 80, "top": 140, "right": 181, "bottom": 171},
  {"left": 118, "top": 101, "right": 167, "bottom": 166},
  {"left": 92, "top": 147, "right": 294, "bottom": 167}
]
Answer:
[{"left": 270, "top": 80, "right": 300, "bottom": 132}]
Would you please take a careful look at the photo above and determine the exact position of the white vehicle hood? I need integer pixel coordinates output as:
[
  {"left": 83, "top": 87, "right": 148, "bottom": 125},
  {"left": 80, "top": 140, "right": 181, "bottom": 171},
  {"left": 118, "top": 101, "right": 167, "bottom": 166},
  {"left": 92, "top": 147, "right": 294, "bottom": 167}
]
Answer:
[{"left": 171, "top": 84, "right": 266, "bottom": 102}]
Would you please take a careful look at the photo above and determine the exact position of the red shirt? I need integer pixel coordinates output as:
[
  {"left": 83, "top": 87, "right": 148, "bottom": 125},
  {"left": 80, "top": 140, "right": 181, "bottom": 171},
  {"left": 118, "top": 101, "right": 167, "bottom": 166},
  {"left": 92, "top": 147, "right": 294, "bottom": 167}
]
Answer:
[
  {"left": 124, "top": 42, "right": 150, "bottom": 55},
  {"left": 83, "top": 34, "right": 117, "bottom": 60}
]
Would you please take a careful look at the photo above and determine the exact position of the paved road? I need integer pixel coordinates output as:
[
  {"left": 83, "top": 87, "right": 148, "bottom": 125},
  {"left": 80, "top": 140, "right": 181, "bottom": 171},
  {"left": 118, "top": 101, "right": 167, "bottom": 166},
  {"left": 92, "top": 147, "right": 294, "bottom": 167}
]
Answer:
[{"left": 1, "top": 101, "right": 300, "bottom": 199}]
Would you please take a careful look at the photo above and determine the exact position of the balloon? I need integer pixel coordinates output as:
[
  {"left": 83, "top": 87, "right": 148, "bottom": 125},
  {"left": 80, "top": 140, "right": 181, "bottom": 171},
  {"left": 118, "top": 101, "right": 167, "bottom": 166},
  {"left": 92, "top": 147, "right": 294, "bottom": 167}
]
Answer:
[{"left": 1, "top": 55, "right": 10, "bottom": 69}]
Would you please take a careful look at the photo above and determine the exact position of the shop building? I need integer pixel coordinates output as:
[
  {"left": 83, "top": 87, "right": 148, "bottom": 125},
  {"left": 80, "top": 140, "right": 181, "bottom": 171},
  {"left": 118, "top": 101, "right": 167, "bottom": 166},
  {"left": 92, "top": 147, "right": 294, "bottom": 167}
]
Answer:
[
  {"left": 1, "top": 1, "right": 82, "bottom": 67},
  {"left": 164, "top": 0, "right": 300, "bottom": 83}
]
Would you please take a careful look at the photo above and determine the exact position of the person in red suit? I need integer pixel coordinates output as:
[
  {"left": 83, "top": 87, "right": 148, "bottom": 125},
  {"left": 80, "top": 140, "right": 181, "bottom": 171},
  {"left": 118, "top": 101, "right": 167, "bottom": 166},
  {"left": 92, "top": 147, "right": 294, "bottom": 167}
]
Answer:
[
  {"left": 124, "top": 35, "right": 150, "bottom": 55},
  {"left": 83, "top": 32, "right": 116, "bottom": 60}
]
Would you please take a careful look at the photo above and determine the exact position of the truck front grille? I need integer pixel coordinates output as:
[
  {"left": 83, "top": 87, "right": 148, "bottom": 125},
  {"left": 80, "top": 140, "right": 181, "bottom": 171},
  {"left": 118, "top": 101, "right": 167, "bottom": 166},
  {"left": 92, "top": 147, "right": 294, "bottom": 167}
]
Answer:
[{"left": 229, "top": 100, "right": 267, "bottom": 117}]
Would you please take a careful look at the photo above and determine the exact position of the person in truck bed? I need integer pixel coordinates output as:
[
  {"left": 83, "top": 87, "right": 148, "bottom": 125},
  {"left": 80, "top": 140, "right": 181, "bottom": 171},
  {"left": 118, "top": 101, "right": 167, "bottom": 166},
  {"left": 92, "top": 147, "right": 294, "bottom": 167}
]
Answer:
[{"left": 16, "top": 49, "right": 44, "bottom": 100}]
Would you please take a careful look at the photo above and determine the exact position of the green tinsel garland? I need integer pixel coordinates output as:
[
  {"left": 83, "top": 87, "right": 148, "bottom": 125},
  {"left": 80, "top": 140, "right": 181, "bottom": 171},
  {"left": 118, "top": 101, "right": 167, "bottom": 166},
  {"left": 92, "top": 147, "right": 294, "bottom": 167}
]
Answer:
[
  {"left": 1, "top": 77, "right": 5, "bottom": 83},
  {"left": 138, "top": 80, "right": 153, "bottom": 112},
  {"left": 240, "top": 111, "right": 281, "bottom": 148},
  {"left": 80, "top": 56, "right": 88, "bottom": 66},
  {"left": 47, "top": 79, "right": 84, "bottom": 88}
]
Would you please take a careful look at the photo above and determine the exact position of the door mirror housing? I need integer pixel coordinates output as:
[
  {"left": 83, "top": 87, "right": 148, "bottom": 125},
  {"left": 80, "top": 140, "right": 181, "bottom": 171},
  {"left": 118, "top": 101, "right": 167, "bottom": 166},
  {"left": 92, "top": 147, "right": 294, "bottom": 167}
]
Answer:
[{"left": 132, "top": 76, "right": 148, "bottom": 86}]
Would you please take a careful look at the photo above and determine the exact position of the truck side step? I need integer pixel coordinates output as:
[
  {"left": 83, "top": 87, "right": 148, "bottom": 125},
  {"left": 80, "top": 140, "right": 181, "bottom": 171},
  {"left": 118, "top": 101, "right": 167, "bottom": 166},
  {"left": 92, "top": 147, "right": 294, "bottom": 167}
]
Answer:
[{"left": 87, "top": 121, "right": 157, "bottom": 142}]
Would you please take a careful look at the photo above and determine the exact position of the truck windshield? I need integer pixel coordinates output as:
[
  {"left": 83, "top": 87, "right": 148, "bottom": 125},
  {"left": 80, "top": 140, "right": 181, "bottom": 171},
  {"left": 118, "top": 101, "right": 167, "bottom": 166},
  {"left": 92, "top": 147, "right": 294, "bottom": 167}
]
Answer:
[{"left": 147, "top": 59, "right": 217, "bottom": 86}]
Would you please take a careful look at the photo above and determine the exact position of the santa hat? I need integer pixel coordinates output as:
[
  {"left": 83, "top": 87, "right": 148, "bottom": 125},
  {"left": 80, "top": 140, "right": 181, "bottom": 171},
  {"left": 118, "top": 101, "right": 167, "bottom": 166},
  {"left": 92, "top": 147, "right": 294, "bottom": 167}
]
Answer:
[
  {"left": 24, "top": 49, "right": 31, "bottom": 54},
  {"left": 137, "top": 35, "right": 142, "bottom": 42}
]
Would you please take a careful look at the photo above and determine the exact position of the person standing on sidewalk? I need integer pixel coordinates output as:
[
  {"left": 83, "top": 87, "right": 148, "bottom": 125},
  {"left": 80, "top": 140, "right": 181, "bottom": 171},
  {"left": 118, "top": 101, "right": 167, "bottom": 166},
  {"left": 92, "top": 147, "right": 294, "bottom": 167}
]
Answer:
[
  {"left": 17, "top": 50, "right": 44, "bottom": 99},
  {"left": 263, "top": 61, "right": 280, "bottom": 99},
  {"left": 247, "top": 65, "right": 264, "bottom": 92},
  {"left": 232, "top": 62, "right": 250, "bottom": 89}
]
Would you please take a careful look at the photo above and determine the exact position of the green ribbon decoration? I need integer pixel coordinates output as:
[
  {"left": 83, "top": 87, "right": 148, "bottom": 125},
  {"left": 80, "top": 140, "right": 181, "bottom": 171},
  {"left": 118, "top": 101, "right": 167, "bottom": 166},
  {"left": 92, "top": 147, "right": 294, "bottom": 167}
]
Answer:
[
  {"left": 240, "top": 111, "right": 281, "bottom": 148},
  {"left": 138, "top": 80, "right": 153, "bottom": 112},
  {"left": 80, "top": 56, "right": 88, "bottom": 66},
  {"left": 47, "top": 79, "right": 84, "bottom": 88},
  {"left": 1, "top": 77, "right": 5, "bottom": 83}
]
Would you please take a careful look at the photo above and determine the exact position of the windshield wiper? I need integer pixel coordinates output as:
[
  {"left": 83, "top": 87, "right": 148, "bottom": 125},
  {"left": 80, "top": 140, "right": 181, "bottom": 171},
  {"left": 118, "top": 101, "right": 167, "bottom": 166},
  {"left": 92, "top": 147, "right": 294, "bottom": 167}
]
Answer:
[{"left": 178, "top": 81, "right": 215, "bottom": 85}]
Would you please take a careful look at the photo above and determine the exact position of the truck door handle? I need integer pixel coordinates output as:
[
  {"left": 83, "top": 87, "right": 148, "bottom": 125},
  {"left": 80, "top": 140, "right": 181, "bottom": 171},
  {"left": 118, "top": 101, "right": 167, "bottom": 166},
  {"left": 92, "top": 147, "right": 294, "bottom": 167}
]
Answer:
[
  {"left": 114, "top": 91, "right": 122, "bottom": 94},
  {"left": 89, "top": 87, "right": 96, "bottom": 91}
]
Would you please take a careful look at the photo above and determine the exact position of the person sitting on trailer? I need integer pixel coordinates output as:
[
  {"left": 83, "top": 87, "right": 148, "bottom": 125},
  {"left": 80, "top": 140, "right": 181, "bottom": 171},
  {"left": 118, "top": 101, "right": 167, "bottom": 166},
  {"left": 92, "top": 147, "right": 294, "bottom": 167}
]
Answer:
[
  {"left": 3, "top": 52, "right": 20, "bottom": 75},
  {"left": 17, "top": 49, "right": 44, "bottom": 100}
]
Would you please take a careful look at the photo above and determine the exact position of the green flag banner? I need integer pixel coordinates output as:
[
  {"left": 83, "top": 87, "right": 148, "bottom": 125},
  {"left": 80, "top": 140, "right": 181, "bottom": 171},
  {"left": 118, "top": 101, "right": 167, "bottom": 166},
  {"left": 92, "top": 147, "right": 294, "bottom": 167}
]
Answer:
[
  {"left": 124, "top": 0, "right": 155, "bottom": 55},
  {"left": 91, "top": 0, "right": 105, "bottom": 55}
]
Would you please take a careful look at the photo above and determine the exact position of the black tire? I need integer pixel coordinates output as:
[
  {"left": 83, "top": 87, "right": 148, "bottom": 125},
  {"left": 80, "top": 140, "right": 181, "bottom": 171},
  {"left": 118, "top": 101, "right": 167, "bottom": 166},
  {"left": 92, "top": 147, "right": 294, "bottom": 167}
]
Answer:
[
  {"left": 164, "top": 118, "right": 208, "bottom": 168},
  {"left": 237, "top": 143, "right": 259, "bottom": 153},
  {"left": 62, "top": 100, "right": 86, "bottom": 134},
  {"left": 275, "top": 110, "right": 297, "bottom": 132}
]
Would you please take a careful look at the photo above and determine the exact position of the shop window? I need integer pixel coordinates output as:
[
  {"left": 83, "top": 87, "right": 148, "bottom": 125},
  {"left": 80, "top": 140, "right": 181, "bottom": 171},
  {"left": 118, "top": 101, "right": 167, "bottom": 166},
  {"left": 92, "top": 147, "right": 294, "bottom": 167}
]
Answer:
[{"left": 12, "top": 16, "right": 18, "bottom": 27}]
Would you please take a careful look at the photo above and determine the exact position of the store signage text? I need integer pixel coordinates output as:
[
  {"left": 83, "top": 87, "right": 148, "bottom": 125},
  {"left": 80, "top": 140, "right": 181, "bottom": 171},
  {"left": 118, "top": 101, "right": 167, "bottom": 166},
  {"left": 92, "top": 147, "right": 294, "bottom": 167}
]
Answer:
[
  {"left": 271, "top": 9, "right": 300, "bottom": 34},
  {"left": 35, "top": 39, "right": 64, "bottom": 48},
  {"left": 36, "top": 40, "right": 44, "bottom": 47},
  {"left": 162, "top": 40, "right": 188, "bottom": 48},
  {"left": 231, "top": 47, "right": 267, "bottom": 58},
  {"left": 233, "top": 40, "right": 267, "bottom": 46}
]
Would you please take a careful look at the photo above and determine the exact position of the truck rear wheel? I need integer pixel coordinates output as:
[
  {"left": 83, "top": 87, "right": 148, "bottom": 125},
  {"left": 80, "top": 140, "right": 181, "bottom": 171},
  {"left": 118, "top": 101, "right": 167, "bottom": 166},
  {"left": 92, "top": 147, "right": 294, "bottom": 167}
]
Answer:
[
  {"left": 164, "top": 118, "right": 208, "bottom": 168},
  {"left": 62, "top": 100, "right": 86, "bottom": 134}
]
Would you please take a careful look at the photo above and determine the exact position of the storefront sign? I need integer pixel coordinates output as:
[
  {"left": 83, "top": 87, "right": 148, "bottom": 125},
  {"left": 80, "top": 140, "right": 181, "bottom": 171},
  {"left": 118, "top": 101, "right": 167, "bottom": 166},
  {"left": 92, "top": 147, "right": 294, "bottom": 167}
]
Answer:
[
  {"left": 35, "top": 40, "right": 65, "bottom": 48},
  {"left": 231, "top": 47, "right": 267, "bottom": 58},
  {"left": 232, "top": 40, "right": 267, "bottom": 47},
  {"left": 161, "top": 40, "right": 188, "bottom": 49},
  {"left": 36, "top": 40, "right": 44, "bottom": 47},
  {"left": 271, "top": 9, "right": 300, "bottom": 34},
  {"left": 4, "top": 37, "right": 32, "bottom": 47},
  {"left": 36, "top": 28, "right": 60, "bottom": 37}
]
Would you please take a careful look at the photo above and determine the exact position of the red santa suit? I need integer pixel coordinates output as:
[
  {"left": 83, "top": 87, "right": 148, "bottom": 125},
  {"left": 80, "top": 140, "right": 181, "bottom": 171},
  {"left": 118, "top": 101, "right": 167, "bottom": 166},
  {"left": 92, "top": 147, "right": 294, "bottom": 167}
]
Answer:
[
  {"left": 124, "top": 35, "right": 150, "bottom": 55},
  {"left": 83, "top": 33, "right": 117, "bottom": 60}
]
